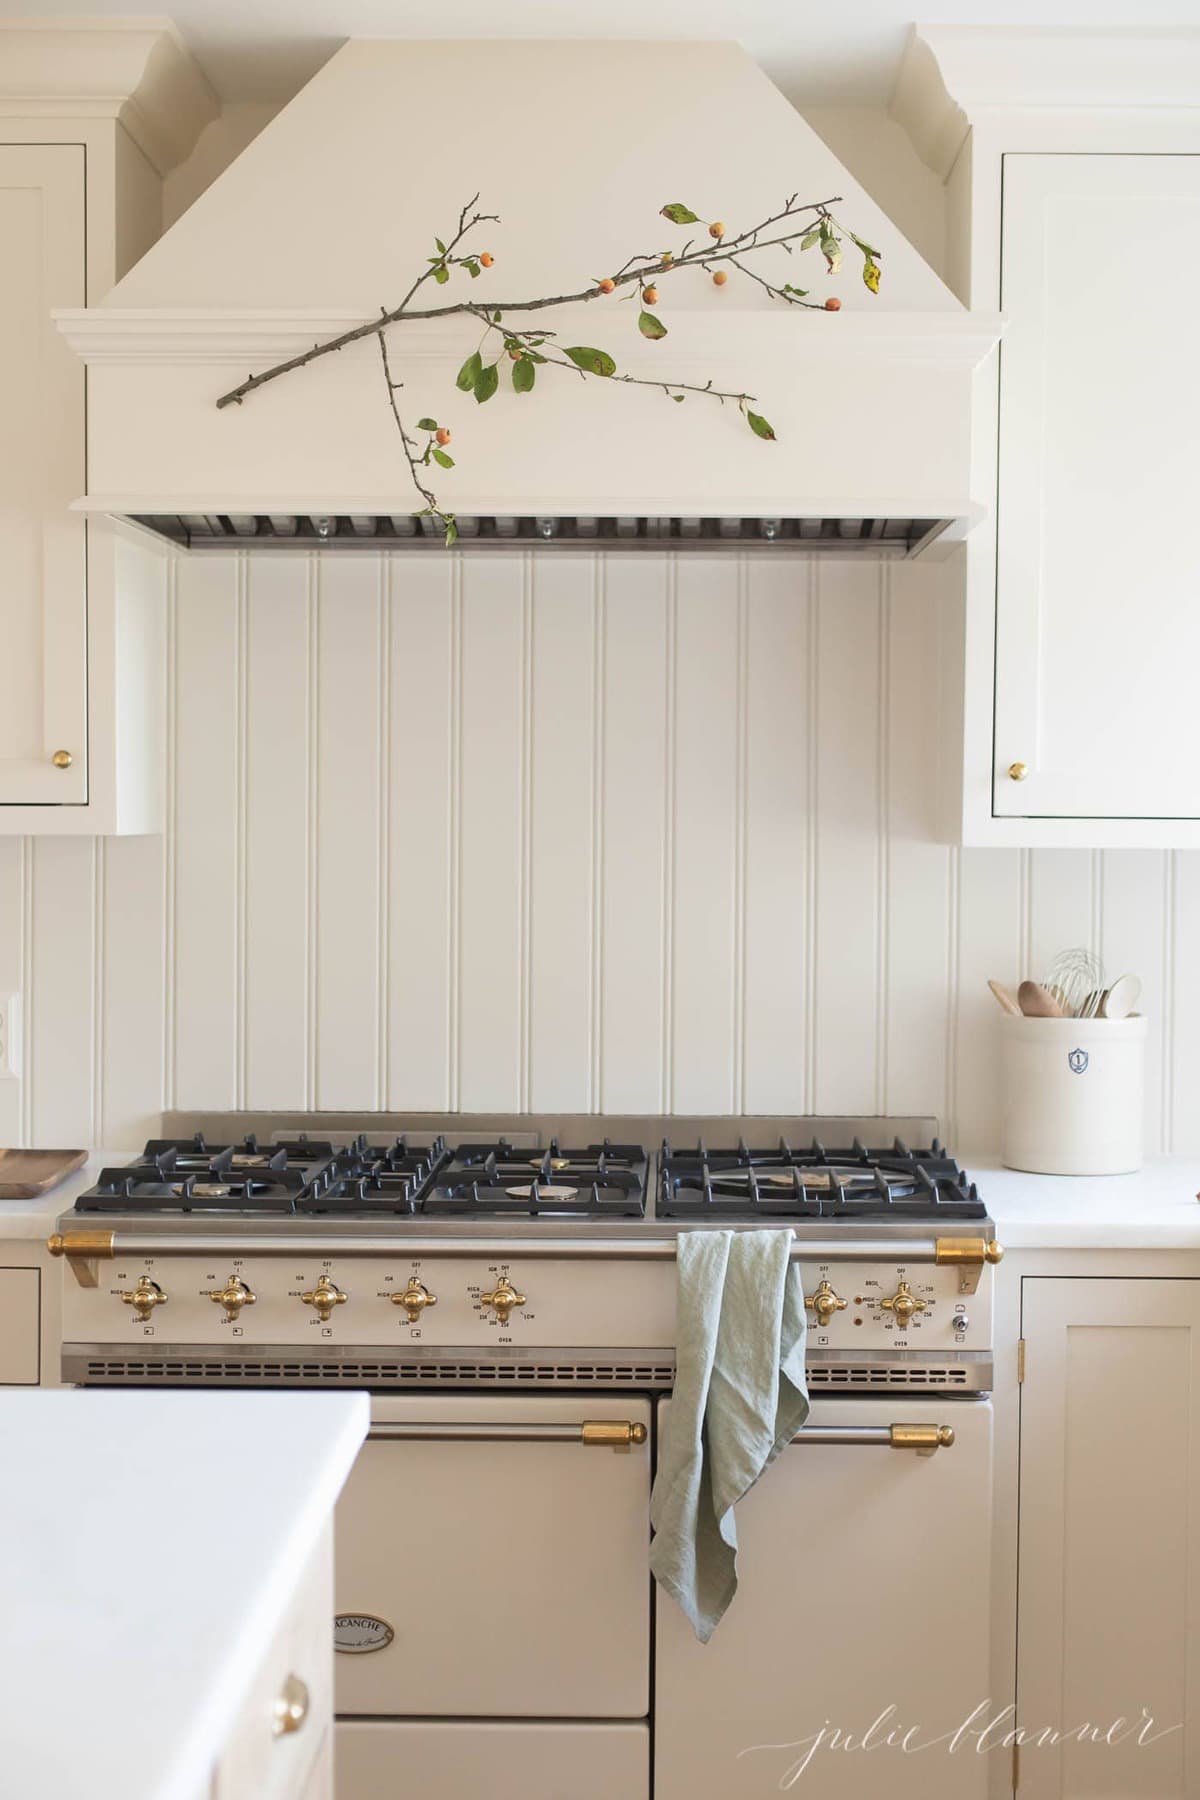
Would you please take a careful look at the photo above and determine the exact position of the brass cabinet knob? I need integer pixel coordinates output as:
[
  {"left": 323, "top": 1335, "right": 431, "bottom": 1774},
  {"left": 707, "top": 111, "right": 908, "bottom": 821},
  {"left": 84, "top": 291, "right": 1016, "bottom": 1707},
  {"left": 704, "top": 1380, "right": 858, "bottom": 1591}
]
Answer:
[
  {"left": 272, "top": 1672, "right": 310, "bottom": 1738},
  {"left": 391, "top": 1276, "right": 437, "bottom": 1323},
  {"left": 1007, "top": 761, "right": 1028, "bottom": 782},
  {"left": 479, "top": 1277, "right": 526, "bottom": 1325},
  {"left": 300, "top": 1274, "right": 347, "bottom": 1322},
  {"left": 120, "top": 1276, "right": 166, "bottom": 1322},
  {"left": 51, "top": 749, "right": 72, "bottom": 770},
  {"left": 880, "top": 1281, "right": 926, "bottom": 1329},
  {"left": 804, "top": 1279, "right": 847, "bottom": 1328},
  {"left": 208, "top": 1275, "right": 256, "bottom": 1321}
]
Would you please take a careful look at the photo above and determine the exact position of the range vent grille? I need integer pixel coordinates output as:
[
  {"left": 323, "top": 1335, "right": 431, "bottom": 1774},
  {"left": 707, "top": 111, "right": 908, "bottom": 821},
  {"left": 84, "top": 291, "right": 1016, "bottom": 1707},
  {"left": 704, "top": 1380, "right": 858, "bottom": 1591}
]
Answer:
[
  {"left": 76, "top": 1355, "right": 677, "bottom": 1389},
  {"left": 807, "top": 1363, "right": 971, "bottom": 1388},
  {"left": 126, "top": 513, "right": 949, "bottom": 558}
]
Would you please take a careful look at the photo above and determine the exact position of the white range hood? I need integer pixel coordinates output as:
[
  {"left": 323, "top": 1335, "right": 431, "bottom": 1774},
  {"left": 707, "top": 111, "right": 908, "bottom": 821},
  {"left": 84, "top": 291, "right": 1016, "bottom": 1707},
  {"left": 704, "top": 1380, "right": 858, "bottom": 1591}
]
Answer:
[{"left": 57, "top": 40, "right": 1000, "bottom": 555}]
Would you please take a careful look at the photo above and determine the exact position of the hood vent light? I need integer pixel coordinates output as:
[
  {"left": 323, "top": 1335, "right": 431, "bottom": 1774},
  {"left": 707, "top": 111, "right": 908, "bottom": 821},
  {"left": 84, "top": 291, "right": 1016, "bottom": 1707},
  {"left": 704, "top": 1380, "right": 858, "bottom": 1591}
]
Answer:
[{"left": 126, "top": 513, "right": 950, "bottom": 557}]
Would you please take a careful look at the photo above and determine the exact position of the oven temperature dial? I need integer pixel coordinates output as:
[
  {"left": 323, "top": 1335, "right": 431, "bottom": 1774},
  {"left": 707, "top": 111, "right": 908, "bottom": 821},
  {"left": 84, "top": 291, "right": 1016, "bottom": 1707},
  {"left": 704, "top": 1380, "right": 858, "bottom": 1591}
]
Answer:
[
  {"left": 208, "top": 1275, "right": 257, "bottom": 1322},
  {"left": 120, "top": 1276, "right": 166, "bottom": 1322},
  {"left": 879, "top": 1281, "right": 926, "bottom": 1328},
  {"left": 392, "top": 1277, "right": 437, "bottom": 1323},
  {"left": 479, "top": 1277, "right": 526, "bottom": 1325}
]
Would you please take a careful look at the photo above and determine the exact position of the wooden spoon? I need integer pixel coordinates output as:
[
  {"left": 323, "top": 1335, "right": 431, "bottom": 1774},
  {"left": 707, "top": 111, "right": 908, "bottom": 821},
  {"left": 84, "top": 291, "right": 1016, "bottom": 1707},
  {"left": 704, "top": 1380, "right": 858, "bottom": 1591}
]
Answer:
[
  {"left": 1018, "top": 980, "right": 1065, "bottom": 1018},
  {"left": 988, "top": 980, "right": 1023, "bottom": 1016}
]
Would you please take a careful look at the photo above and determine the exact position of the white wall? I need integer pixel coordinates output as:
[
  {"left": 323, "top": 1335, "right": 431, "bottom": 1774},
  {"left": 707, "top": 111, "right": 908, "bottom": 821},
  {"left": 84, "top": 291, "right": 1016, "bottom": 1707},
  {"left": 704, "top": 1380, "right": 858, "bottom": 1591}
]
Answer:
[{"left": 0, "top": 547, "right": 1194, "bottom": 1156}]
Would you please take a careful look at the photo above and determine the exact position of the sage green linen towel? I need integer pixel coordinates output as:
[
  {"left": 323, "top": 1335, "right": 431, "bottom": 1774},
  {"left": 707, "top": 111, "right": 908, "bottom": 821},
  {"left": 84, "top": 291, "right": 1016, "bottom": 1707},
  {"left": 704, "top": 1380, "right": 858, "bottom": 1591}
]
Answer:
[{"left": 648, "top": 1229, "right": 809, "bottom": 1642}]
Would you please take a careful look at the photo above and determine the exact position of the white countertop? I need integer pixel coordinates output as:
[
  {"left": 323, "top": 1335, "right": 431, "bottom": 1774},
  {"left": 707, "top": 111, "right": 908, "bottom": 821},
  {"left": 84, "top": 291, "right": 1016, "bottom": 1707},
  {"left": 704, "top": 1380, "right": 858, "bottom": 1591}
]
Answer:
[
  {"left": 0, "top": 1389, "right": 368, "bottom": 1800},
  {"left": 965, "top": 1155, "right": 1200, "bottom": 1251},
  {"left": 0, "top": 1149, "right": 137, "bottom": 1241}
]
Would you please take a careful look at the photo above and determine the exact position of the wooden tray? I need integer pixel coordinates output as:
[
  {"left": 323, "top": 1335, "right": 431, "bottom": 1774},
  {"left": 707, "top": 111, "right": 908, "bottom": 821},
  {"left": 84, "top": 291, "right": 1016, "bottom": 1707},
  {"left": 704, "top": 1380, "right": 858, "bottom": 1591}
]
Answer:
[{"left": 0, "top": 1148, "right": 88, "bottom": 1199}]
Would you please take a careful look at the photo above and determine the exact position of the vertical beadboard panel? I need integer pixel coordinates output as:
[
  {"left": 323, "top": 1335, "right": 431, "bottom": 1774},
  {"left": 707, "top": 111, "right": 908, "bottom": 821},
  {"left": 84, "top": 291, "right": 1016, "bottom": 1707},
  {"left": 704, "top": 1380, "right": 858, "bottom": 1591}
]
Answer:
[
  {"left": 457, "top": 556, "right": 526, "bottom": 1110},
  {"left": 1171, "top": 853, "right": 1200, "bottom": 1155},
  {"left": 812, "top": 562, "right": 883, "bottom": 1115},
  {"left": 28, "top": 838, "right": 96, "bottom": 1144},
  {"left": 0, "top": 840, "right": 25, "bottom": 1143},
  {"left": 885, "top": 559, "right": 952, "bottom": 1125},
  {"left": 600, "top": 556, "right": 668, "bottom": 1112},
  {"left": 99, "top": 835, "right": 165, "bottom": 1144},
  {"left": 314, "top": 555, "right": 384, "bottom": 1108},
  {"left": 1027, "top": 849, "right": 1096, "bottom": 978},
  {"left": 171, "top": 555, "right": 240, "bottom": 1106},
  {"left": 1101, "top": 850, "right": 1170, "bottom": 1154},
  {"left": 742, "top": 557, "right": 810, "bottom": 1113},
  {"left": 953, "top": 850, "right": 1024, "bottom": 1151},
  {"left": 386, "top": 554, "right": 455, "bottom": 1109},
  {"left": 670, "top": 557, "right": 740, "bottom": 1113},
  {"left": 242, "top": 555, "right": 312, "bottom": 1106},
  {"left": 527, "top": 556, "right": 596, "bottom": 1109}
]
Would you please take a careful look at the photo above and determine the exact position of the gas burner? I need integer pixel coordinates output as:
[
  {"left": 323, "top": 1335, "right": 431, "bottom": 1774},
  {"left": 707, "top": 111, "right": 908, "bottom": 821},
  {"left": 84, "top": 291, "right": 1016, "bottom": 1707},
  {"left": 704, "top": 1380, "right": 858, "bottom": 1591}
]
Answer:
[
  {"left": 658, "top": 1137, "right": 987, "bottom": 1222},
  {"left": 422, "top": 1141, "right": 648, "bottom": 1218}
]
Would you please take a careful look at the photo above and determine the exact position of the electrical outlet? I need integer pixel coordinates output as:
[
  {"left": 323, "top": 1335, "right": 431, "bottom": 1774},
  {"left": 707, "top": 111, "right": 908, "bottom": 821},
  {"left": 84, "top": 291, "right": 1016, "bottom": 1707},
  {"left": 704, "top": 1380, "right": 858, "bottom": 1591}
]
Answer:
[{"left": 0, "top": 994, "right": 22, "bottom": 1079}]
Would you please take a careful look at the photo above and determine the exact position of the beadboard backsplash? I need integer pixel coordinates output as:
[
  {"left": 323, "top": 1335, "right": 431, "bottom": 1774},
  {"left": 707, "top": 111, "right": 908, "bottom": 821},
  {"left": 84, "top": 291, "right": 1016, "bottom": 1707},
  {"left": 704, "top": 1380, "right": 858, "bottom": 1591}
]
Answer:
[{"left": 0, "top": 548, "right": 1195, "bottom": 1154}]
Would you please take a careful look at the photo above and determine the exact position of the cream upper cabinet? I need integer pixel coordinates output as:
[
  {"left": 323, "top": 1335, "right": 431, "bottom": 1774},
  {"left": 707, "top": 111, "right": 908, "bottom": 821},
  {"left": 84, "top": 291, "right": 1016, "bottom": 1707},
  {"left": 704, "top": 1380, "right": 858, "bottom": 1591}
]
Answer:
[
  {"left": 0, "top": 145, "right": 87, "bottom": 806},
  {"left": 993, "top": 154, "right": 1200, "bottom": 825},
  {"left": 1017, "top": 1277, "right": 1200, "bottom": 1797}
]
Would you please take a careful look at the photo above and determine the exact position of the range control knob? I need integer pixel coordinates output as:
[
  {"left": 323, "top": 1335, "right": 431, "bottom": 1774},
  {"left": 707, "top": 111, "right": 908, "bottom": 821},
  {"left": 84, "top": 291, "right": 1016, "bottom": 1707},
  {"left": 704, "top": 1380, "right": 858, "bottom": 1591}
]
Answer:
[
  {"left": 479, "top": 1277, "right": 526, "bottom": 1325},
  {"left": 301, "top": 1274, "right": 347, "bottom": 1322},
  {"left": 805, "top": 1279, "right": 848, "bottom": 1328},
  {"left": 880, "top": 1281, "right": 927, "bottom": 1329},
  {"left": 120, "top": 1276, "right": 167, "bottom": 1322},
  {"left": 392, "top": 1277, "right": 438, "bottom": 1323},
  {"left": 208, "top": 1275, "right": 257, "bottom": 1322}
]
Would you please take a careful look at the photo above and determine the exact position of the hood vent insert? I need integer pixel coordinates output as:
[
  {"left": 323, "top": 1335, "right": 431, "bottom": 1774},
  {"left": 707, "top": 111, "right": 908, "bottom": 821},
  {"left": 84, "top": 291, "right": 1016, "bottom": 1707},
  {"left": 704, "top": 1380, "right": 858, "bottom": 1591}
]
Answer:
[{"left": 129, "top": 513, "right": 951, "bottom": 558}]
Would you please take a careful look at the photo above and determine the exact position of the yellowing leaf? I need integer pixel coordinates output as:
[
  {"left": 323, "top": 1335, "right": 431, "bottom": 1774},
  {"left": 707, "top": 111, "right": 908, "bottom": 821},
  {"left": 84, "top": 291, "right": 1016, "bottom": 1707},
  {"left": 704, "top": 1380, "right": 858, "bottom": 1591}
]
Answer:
[
  {"left": 862, "top": 253, "right": 881, "bottom": 294},
  {"left": 638, "top": 310, "right": 668, "bottom": 340}
]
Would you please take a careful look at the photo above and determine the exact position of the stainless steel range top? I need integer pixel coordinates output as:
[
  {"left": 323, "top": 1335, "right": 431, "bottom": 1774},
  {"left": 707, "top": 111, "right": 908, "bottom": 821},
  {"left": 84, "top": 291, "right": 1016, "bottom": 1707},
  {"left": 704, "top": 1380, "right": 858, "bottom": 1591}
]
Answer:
[{"left": 50, "top": 1114, "right": 1000, "bottom": 1394}]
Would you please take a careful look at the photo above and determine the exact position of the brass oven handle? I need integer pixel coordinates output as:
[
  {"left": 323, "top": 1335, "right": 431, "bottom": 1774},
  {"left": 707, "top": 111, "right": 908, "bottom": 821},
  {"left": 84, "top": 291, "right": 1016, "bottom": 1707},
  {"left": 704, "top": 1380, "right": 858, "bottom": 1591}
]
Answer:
[
  {"left": 789, "top": 1424, "right": 955, "bottom": 1457},
  {"left": 367, "top": 1420, "right": 648, "bottom": 1452}
]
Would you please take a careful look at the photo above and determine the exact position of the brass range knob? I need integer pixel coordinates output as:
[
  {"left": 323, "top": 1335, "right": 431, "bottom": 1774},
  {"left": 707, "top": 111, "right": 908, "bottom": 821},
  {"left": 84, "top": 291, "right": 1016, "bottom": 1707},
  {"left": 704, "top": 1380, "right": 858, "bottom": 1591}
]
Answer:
[
  {"left": 805, "top": 1279, "right": 847, "bottom": 1328},
  {"left": 208, "top": 1275, "right": 256, "bottom": 1322},
  {"left": 392, "top": 1276, "right": 437, "bottom": 1323},
  {"left": 880, "top": 1281, "right": 926, "bottom": 1329},
  {"left": 479, "top": 1277, "right": 525, "bottom": 1325},
  {"left": 120, "top": 1276, "right": 166, "bottom": 1322},
  {"left": 1007, "top": 761, "right": 1028, "bottom": 782},
  {"left": 51, "top": 749, "right": 73, "bottom": 770},
  {"left": 301, "top": 1274, "right": 347, "bottom": 1322}
]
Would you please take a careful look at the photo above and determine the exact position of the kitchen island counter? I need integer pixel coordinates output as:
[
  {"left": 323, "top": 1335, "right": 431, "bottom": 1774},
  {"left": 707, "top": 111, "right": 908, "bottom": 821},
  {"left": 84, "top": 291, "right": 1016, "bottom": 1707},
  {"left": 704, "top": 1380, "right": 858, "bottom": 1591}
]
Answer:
[{"left": 0, "top": 1388, "right": 368, "bottom": 1800}]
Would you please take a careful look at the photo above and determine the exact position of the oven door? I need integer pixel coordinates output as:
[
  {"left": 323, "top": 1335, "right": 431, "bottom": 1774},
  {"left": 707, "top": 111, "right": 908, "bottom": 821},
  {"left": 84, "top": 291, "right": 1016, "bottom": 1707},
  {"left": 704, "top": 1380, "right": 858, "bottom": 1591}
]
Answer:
[
  {"left": 654, "top": 1395, "right": 994, "bottom": 1800},
  {"left": 333, "top": 1394, "right": 651, "bottom": 1720}
]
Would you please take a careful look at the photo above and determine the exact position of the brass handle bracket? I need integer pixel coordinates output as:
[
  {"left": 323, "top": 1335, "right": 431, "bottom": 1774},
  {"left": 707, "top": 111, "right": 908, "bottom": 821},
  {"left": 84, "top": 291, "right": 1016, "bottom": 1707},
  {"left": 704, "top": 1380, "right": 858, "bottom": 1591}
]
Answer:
[
  {"left": 47, "top": 1230, "right": 115, "bottom": 1289},
  {"left": 935, "top": 1236, "right": 1004, "bottom": 1294}
]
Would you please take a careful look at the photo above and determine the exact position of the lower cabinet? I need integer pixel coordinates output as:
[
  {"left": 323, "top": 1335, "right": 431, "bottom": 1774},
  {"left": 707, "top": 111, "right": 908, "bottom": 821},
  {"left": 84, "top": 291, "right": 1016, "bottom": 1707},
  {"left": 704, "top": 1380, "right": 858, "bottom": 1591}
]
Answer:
[
  {"left": 0, "top": 1265, "right": 40, "bottom": 1384},
  {"left": 1018, "top": 1278, "right": 1200, "bottom": 1797},
  {"left": 336, "top": 1720, "right": 649, "bottom": 1797}
]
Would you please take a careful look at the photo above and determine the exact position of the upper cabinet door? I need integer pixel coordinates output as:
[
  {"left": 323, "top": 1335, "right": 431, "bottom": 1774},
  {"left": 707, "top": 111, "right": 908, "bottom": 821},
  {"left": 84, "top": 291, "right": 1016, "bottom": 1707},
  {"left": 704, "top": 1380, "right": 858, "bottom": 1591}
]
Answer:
[
  {"left": 993, "top": 154, "right": 1200, "bottom": 821},
  {"left": 0, "top": 145, "right": 87, "bottom": 805}
]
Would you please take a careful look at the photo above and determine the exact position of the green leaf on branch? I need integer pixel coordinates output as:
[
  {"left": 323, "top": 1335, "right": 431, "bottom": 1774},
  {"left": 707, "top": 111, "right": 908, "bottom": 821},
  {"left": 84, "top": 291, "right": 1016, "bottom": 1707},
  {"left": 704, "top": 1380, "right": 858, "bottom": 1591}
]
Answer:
[
  {"left": 473, "top": 362, "right": 500, "bottom": 404},
  {"left": 443, "top": 518, "right": 458, "bottom": 548},
  {"left": 638, "top": 310, "right": 668, "bottom": 340},
  {"left": 417, "top": 417, "right": 438, "bottom": 431},
  {"left": 781, "top": 284, "right": 809, "bottom": 297},
  {"left": 465, "top": 260, "right": 481, "bottom": 279},
  {"left": 435, "top": 238, "right": 447, "bottom": 255},
  {"left": 746, "top": 411, "right": 776, "bottom": 441},
  {"left": 671, "top": 393, "right": 685, "bottom": 402},
  {"left": 861, "top": 252, "right": 881, "bottom": 294},
  {"left": 433, "top": 263, "right": 450, "bottom": 285},
  {"left": 800, "top": 227, "right": 821, "bottom": 251},
  {"left": 565, "top": 346, "right": 616, "bottom": 376},
  {"left": 818, "top": 220, "right": 842, "bottom": 275},
  {"left": 848, "top": 231, "right": 881, "bottom": 258},
  {"left": 661, "top": 203, "right": 700, "bottom": 224},
  {"left": 512, "top": 357, "right": 536, "bottom": 393},
  {"left": 432, "top": 447, "right": 455, "bottom": 469},
  {"left": 456, "top": 352, "right": 482, "bottom": 392}
]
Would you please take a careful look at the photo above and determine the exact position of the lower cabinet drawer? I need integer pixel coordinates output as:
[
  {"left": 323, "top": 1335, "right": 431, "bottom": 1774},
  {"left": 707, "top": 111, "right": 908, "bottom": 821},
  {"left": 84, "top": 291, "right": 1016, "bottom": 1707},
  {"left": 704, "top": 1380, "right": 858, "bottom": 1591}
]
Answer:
[
  {"left": 0, "top": 1267, "right": 39, "bottom": 1384},
  {"left": 336, "top": 1720, "right": 649, "bottom": 1800},
  {"left": 214, "top": 1522, "right": 333, "bottom": 1800}
]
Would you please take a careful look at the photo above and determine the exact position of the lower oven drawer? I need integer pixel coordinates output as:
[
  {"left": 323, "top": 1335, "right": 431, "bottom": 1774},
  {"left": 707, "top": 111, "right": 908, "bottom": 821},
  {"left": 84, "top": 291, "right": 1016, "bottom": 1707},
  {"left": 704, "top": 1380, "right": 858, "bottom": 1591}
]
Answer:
[
  {"left": 334, "top": 1394, "right": 651, "bottom": 1719},
  {"left": 655, "top": 1395, "right": 994, "bottom": 1800},
  {"left": 337, "top": 1719, "right": 649, "bottom": 1799}
]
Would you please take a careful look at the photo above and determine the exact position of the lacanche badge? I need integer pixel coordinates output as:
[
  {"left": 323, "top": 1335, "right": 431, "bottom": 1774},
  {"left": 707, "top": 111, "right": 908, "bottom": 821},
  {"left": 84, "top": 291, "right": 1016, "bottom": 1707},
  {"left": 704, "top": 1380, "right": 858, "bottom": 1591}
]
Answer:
[{"left": 334, "top": 1613, "right": 395, "bottom": 1654}]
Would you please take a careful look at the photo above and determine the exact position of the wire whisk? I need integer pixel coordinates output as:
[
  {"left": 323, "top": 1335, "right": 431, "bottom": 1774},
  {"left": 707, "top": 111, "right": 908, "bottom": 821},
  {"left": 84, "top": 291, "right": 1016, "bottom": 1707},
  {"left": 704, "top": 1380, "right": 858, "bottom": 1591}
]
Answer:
[{"left": 1044, "top": 946, "right": 1105, "bottom": 1019}]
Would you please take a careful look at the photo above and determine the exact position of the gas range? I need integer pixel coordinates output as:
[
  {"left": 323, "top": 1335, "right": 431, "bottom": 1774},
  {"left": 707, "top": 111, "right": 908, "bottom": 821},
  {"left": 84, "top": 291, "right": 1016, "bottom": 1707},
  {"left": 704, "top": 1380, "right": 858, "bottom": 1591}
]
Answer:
[{"left": 50, "top": 1114, "right": 1001, "bottom": 1393}]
